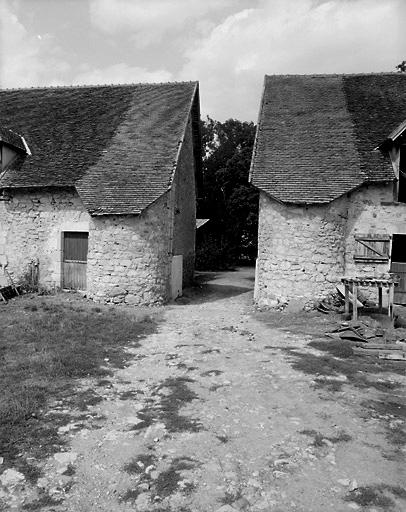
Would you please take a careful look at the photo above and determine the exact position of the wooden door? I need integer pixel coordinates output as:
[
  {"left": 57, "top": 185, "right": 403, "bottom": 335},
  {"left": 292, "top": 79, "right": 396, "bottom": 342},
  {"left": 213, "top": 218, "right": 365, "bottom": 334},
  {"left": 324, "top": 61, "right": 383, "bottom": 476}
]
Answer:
[
  {"left": 391, "top": 262, "right": 406, "bottom": 304},
  {"left": 62, "top": 232, "right": 88, "bottom": 290},
  {"left": 390, "top": 234, "right": 406, "bottom": 305}
]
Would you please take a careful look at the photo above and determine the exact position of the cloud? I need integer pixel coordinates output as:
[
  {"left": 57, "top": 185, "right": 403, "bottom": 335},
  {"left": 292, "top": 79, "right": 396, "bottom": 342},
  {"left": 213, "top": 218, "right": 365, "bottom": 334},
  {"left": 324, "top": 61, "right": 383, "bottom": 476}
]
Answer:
[
  {"left": 73, "top": 63, "right": 172, "bottom": 85},
  {"left": 179, "top": 0, "right": 404, "bottom": 120},
  {"left": 89, "top": 0, "right": 235, "bottom": 45},
  {"left": 0, "top": 0, "right": 69, "bottom": 88}
]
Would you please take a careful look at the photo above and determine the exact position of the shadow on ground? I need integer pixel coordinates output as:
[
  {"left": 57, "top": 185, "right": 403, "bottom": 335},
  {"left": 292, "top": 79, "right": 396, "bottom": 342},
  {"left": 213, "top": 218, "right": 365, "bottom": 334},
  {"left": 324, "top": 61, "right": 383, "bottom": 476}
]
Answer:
[{"left": 175, "top": 268, "right": 254, "bottom": 305}]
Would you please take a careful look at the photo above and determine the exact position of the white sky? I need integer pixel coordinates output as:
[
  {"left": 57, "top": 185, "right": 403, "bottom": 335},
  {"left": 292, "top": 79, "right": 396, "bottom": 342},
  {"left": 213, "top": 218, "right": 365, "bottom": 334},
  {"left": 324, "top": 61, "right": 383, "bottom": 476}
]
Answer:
[{"left": 0, "top": 0, "right": 404, "bottom": 121}]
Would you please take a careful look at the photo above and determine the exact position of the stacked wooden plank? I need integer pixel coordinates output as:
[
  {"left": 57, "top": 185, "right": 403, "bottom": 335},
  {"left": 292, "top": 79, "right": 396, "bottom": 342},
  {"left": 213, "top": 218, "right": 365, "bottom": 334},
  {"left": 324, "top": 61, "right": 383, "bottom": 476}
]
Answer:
[{"left": 327, "top": 319, "right": 406, "bottom": 361}]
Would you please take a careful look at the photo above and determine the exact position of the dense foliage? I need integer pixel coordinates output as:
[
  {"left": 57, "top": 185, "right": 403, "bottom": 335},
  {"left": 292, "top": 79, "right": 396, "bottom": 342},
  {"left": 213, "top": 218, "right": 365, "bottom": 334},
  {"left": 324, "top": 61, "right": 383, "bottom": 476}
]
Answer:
[{"left": 196, "top": 117, "right": 258, "bottom": 269}]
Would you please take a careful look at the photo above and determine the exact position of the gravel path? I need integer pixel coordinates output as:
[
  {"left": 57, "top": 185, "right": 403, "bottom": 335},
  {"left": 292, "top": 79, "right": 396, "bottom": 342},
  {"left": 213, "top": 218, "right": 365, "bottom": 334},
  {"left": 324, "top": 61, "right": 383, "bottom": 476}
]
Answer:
[{"left": 4, "top": 268, "right": 405, "bottom": 511}]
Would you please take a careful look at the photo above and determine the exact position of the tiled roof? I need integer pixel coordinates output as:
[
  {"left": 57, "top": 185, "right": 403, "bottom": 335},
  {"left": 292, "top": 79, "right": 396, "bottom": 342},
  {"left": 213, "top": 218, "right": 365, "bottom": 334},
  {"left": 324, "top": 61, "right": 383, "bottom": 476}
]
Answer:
[
  {"left": 0, "top": 126, "right": 27, "bottom": 152},
  {"left": 250, "top": 74, "right": 406, "bottom": 204},
  {"left": 0, "top": 82, "right": 200, "bottom": 214}
]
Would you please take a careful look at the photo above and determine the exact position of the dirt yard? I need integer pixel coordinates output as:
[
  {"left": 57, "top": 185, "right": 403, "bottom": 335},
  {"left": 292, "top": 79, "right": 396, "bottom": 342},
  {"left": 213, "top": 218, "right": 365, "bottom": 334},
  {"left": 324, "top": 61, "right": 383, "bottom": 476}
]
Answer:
[{"left": 1, "top": 268, "right": 405, "bottom": 512}]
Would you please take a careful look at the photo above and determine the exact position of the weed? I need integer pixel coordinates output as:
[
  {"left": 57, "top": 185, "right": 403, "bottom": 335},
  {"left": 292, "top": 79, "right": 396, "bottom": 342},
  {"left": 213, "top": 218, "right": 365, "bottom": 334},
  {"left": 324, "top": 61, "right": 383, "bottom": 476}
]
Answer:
[
  {"left": 155, "top": 377, "right": 203, "bottom": 433},
  {"left": 269, "top": 339, "right": 404, "bottom": 392},
  {"left": 300, "top": 429, "right": 352, "bottom": 446},
  {"left": 124, "top": 454, "right": 156, "bottom": 475},
  {"left": 122, "top": 488, "right": 143, "bottom": 502},
  {"left": 361, "top": 399, "right": 406, "bottom": 447},
  {"left": 345, "top": 484, "right": 406, "bottom": 508},
  {"left": 155, "top": 457, "right": 198, "bottom": 498},
  {"left": 22, "top": 494, "right": 62, "bottom": 510}
]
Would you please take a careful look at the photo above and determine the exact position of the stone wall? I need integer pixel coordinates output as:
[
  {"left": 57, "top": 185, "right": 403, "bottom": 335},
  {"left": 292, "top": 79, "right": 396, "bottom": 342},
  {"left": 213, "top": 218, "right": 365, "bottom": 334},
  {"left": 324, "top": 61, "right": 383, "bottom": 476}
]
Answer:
[
  {"left": 255, "top": 191, "right": 348, "bottom": 308},
  {"left": 344, "top": 184, "right": 406, "bottom": 277},
  {"left": 0, "top": 188, "right": 90, "bottom": 288},
  {"left": 172, "top": 114, "right": 196, "bottom": 286},
  {"left": 256, "top": 184, "right": 406, "bottom": 309},
  {"left": 0, "top": 188, "right": 172, "bottom": 305},
  {"left": 88, "top": 193, "right": 172, "bottom": 305}
]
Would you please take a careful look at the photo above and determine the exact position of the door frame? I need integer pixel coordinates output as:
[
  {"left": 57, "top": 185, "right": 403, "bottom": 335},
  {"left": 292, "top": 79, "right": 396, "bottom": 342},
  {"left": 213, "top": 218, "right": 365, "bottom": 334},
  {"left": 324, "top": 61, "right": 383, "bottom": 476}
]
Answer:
[
  {"left": 60, "top": 229, "right": 89, "bottom": 290},
  {"left": 390, "top": 233, "right": 406, "bottom": 305}
]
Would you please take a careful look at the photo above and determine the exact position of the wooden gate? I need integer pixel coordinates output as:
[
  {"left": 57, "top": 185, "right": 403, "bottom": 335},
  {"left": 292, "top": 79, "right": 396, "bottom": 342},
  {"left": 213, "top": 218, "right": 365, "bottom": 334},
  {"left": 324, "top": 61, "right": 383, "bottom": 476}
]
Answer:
[
  {"left": 391, "top": 262, "right": 406, "bottom": 305},
  {"left": 62, "top": 232, "right": 88, "bottom": 290}
]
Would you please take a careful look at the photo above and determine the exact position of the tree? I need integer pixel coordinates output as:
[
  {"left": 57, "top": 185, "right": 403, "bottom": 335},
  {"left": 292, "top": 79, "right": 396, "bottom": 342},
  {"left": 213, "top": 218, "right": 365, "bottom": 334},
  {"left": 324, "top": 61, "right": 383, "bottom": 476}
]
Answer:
[
  {"left": 197, "top": 117, "right": 258, "bottom": 268},
  {"left": 396, "top": 61, "right": 406, "bottom": 72}
]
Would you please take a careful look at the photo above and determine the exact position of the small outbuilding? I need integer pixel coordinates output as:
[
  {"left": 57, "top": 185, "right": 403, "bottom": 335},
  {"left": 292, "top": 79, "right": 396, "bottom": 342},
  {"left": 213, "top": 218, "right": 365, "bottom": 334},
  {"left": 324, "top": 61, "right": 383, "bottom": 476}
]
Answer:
[
  {"left": 0, "top": 82, "right": 201, "bottom": 305},
  {"left": 250, "top": 73, "right": 406, "bottom": 309}
]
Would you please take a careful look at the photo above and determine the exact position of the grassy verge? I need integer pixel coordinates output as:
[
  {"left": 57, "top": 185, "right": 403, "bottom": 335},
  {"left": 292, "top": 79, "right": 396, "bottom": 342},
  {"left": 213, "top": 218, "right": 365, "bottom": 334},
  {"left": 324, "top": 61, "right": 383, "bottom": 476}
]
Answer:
[{"left": 0, "top": 293, "right": 159, "bottom": 477}]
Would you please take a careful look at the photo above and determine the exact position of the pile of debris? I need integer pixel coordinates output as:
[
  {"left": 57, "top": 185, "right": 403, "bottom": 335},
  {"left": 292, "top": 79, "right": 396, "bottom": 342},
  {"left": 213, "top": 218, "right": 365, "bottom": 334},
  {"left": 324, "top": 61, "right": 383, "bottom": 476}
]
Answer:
[
  {"left": 326, "top": 317, "right": 406, "bottom": 361},
  {"left": 317, "top": 284, "right": 366, "bottom": 314}
]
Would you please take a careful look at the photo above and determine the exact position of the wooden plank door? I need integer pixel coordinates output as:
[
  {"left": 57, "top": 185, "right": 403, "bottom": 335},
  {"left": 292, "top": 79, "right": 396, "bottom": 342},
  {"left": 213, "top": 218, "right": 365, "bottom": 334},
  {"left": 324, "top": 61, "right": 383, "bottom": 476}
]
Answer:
[
  {"left": 391, "top": 262, "right": 406, "bottom": 305},
  {"left": 390, "top": 234, "right": 406, "bottom": 305},
  {"left": 62, "top": 232, "right": 88, "bottom": 290}
]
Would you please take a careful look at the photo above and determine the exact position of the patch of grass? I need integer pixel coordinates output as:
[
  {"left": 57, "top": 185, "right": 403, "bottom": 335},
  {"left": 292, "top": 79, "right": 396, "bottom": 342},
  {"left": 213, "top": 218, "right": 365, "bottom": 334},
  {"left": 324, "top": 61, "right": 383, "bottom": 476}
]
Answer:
[
  {"left": 124, "top": 453, "right": 156, "bottom": 475},
  {"left": 221, "top": 490, "right": 243, "bottom": 506},
  {"left": 122, "top": 455, "right": 198, "bottom": 504},
  {"left": 300, "top": 429, "right": 352, "bottom": 447},
  {"left": 361, "top": 399, "right": 406, "bottom": 420},
  {"left": 133, "top": 377, "right": 203, "bottom": 434},
  {"left": 64, "top": 388, "right": 104, "bottom": 411},
  {"left": 22, "top": 494, "right": 63, "bottom": 510},
  {"left": 0, "top": 294, "right": 159, "bottom": 480},
  {"left": 128, "top": 411, "right": 155, "bottom": 431},
  {"left": 121, "top": 488, "right": 143, "bottom": 503},
  {"left": 361, "top": 399, "right": 406, "bottom": 447},
  {"left": 272, "top": 339, "right": 404, "bottom": 392},
  {"left": 345, "top": 484, "right": 406, "bottom": 508},
  {"left": 155, "top": 457, "right": 198, "bottom": 498},
  {"left": 155, "top": 377, "right": 203, "bottom": 433}
]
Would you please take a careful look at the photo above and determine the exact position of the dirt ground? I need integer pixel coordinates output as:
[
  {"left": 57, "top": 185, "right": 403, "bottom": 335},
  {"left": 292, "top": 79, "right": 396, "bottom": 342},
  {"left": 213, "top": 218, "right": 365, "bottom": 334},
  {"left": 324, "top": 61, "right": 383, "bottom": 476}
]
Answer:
[{"left": 1, "top": 267, "right": 406, "bottom": 512}]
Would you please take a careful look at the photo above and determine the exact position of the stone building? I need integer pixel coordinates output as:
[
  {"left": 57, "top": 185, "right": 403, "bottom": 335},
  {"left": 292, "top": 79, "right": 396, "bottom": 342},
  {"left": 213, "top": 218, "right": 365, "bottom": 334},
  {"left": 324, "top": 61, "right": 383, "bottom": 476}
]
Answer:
[
  {"left": 250, "top": 73, "right": 406, "bottom": 309},
  {"left": 0, "top": 82, "right": 201, "bottom": 305}
]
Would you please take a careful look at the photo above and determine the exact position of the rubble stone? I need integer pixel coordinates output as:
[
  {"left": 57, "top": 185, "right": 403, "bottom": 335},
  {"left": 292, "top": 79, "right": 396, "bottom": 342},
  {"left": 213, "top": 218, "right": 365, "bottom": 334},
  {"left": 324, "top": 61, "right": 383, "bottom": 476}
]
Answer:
[{"left": 0, "top": 469, "right": 25, "bottom": 488}]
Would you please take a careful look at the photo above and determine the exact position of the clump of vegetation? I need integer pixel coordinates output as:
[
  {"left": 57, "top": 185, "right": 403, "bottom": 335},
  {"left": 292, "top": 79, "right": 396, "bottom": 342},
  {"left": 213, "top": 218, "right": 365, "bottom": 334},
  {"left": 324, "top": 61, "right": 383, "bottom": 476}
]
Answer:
[
  {"left": 300, "top": 429, "right": 352, "bottom": 447},
  {"left": 122, "top": 455, "right": 198, "bottom": 504},
  {"left": 132, "top": 377, "right": 203, "bottom": 434},
  {"left": 345, "top": 484, "right": 406, "bottom": 508},
  {"left": 155, "top": 457, "right": 197, "bottom": 498}
]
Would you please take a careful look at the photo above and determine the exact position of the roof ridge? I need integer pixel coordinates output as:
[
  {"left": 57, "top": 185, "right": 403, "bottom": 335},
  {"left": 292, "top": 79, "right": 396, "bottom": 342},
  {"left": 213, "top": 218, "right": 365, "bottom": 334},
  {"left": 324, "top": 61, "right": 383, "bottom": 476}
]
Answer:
[
  {"left": 0, "top": 80, "right": 199, "bottom": 92},
  {"left": 265, "top": 72, "right": 404, "bottom": 79}
]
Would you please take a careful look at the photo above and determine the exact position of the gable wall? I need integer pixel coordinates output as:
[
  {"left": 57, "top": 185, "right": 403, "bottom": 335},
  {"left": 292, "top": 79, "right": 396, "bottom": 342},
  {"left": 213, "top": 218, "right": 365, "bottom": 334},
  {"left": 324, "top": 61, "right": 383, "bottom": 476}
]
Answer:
[
  {"left": 255, "top": 191, "right": 348, "bottom": 308},
  {"left": 256, "top": 184, "right": 406, "bottom": 309},
  {"left": 88, "top": 192, "right": 172, "bottom": 305},
  {"left": 172, "top": 113, "right": 196, "bottom": 286},
  {"left": 0, "top": 189, "right": 172, "bottom": 304}
]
